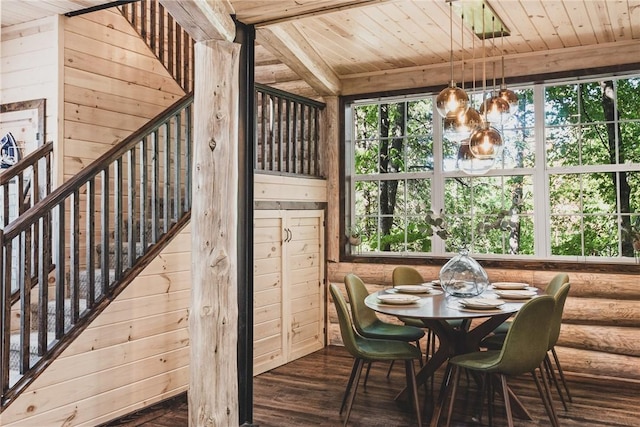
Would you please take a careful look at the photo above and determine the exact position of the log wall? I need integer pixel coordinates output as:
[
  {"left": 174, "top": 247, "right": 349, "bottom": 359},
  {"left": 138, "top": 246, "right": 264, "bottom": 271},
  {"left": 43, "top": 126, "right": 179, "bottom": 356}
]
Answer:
[{"left": 327, "top": 262, "right": 640, "bottom": 383}]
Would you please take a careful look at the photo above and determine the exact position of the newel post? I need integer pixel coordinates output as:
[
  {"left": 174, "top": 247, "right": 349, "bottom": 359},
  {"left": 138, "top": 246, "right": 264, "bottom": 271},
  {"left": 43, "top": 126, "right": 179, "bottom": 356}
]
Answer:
[{"left": 190, "top": 39, "right": 241, "bottom": 426}]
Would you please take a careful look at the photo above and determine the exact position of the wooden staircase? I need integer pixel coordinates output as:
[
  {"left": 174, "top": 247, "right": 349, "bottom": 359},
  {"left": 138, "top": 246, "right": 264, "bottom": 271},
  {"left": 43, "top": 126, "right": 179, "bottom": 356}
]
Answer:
[{"left": 1, "top": 93, "right": 194, "bottom": 410}]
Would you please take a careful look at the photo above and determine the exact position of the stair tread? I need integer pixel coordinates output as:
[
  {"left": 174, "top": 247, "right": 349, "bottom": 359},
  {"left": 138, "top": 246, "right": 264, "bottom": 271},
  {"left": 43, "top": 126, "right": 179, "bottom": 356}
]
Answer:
[{"left": 96, "top": 241, "right": 147, "bottom": 255}]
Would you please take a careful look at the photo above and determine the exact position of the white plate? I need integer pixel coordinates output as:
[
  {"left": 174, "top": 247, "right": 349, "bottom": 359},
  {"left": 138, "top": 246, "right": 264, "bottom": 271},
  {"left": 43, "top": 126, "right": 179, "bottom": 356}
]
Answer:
[
  {"left": 495, "top": 290, "right": 537, "bottom": 300},
  {"left": 393, "top": 285, "right": 433, "bottom": 294},
  {"left": 457, "top": 306, "right": 506, "bottom": 314},
  {"left": 492, "top": 282, "right": 530, "bottom": 290},
  {"left": 376, "top": 294, "right": 421, "bottom": 305},
  {"left": 458, "top": 298, "right": 505, "bottom": 310}
]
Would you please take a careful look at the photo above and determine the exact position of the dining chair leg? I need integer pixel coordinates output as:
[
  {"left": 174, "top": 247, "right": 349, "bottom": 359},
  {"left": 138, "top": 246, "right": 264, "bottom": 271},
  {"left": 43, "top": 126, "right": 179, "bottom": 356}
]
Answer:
[
  {"left": 405, "top": 360, "right": 423, "bottom": 427},
  {"left": 429, "top": 364, "right": 454, "bottom": 427},
  {"left": 386, "top": 360, "right": 395, "bottom": 378},
  {"left": 473, "top": 372, "right": 487, "bottom": 425},
  {"left": 487, "top": 373, "right": 495, "bottom": 426},
  {"left": 545, "top": 353, "right": 568, "bottom": 410},
  {"left": 551, "top": 347, "right": 573, "bottom": 403},
  {"left": 343, "top": 358, "right": 365, "bottom": 427},
  {"left": 532, "top": 367, "right": 558, "bottom": 427},
  {"left": 415, "top": 339, "right": 424, "bottom": 367},
  {"left": 499, "top": 374, "right": 514, "bottom": 427},
  {"left": 363, "top": 361, "right": 373, "bottom": 389},
  {"left": 438, "top": 363, "right": 453, "bottom": 402},
  {"left": 444, "top": 366, "right": 461, "bottom": 427},
  {"left": 340, "top": 359, "right": 360, "bottom": 415},
  {"left": 426, "top": 331, "right": 435, "bottom": 391},
  {"left": 539, "top": 362, "right": 560, "bottom": 427}
]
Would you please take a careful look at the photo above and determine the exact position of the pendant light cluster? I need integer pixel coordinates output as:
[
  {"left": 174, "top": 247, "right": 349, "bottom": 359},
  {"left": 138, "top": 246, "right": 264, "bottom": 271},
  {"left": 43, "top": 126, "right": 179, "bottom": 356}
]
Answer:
[{"left": 436, "top": 1, "right": 518, "bottom": 175}]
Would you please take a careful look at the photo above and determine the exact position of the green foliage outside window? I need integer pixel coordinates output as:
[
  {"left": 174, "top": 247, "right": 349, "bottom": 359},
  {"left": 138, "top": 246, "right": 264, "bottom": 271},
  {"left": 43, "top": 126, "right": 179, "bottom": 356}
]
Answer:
[{"left": 348, "top": 75, "right": 640, "bottom": 262}]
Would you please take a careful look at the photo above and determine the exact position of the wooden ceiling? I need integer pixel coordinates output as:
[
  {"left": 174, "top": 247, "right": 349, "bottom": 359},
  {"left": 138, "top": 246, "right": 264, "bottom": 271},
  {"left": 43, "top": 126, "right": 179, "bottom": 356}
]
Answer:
[{"left": 2, "top": 0, "right": 639, "bottom": 98}]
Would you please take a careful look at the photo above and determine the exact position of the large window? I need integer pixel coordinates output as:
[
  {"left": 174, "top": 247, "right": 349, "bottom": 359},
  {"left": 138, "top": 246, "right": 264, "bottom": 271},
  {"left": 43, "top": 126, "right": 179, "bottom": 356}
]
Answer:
[{"left": 345, "top": 75, "right": 640, "bottom": 263}]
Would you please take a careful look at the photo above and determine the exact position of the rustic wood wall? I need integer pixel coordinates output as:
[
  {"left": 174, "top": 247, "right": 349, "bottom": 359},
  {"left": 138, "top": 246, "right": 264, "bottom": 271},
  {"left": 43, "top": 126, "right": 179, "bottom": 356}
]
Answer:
[
  {"left": 0, "top": 16, "right": 59, "bottom": 157},
  {"left": 327, "top": 262, "right": 640, "bottom": 383},
  {"left": 63, "top": 8, "right": 185, "bottom": 183},
  {"left": 62, "top": 8, "right": 188, "bottom": 267},
  {"left": 0, "top": 224, "right": 192, "bottom": 426},
  {"left": 1, "top": 9, "right": 192, "bottom": 426}
]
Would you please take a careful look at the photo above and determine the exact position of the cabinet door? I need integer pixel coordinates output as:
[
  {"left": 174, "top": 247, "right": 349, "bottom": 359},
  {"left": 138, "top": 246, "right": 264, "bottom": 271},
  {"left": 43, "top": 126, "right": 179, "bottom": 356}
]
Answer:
[
  {"left": 253, "top": 209, "right": 325, "bottom": 375},
  {"left": 253, "top": 211, "right": 286, "bottom": 375},
  {"left": 284, "top": 210, "right": 325, "bottom": 361}
]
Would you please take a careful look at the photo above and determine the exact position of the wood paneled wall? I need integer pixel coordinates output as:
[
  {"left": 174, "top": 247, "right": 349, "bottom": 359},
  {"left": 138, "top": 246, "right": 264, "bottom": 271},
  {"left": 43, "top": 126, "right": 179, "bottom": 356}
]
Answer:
[
  {"left": 0, "top": 9, "right": 192, "bottom": 425},
  {"left": 0, "top": 16, "right": 59, "bottom": 160},
  {"left": 327, "top": 262, "right": 640, "bottom": 383},
  {"left": 63, "top": 9, "right": 185, "bottom": 183},
  {"left": 255, "top": 173, "right": 327, "bottom": 203},
  {"left": 61, "top": 9, "right": 188, "bottom": 272},
  {"left": 0, "top": 225, "right": 192, "bottom": 426}
]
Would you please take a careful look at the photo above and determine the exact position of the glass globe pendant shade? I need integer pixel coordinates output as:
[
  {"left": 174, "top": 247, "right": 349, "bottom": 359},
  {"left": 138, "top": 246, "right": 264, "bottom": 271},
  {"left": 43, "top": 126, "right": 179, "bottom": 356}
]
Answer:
[
  {"left": 436, "top": 81, "right": 469, "bottom": 119},
  {"left": 439, "top": 248, "right": 490, "bottom": 297},
  {"left": 443, "top": 107, "right": 483, "bottom": 143},
  {"left": 469, "top": 123, "right": 503, "bottom": 160},
  {"left": 457, "top": 141, "right": 495, "bottom": 175},
  {"left": 480, "top": 94, "right": 510, "bottom": 125},
  {"left": 498, "top": 84, "right": 519, "bottom": 115}
]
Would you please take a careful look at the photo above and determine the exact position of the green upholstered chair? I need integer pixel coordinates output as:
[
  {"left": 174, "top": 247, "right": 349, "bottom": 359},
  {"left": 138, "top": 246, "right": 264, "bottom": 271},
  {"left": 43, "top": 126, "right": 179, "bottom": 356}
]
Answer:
[
  {"left": 440, "top": 295, "right": 558, "bottom": 427},
  {"left": 329, "top": 284, "right": 423, "bottom": 427},
  {"left": 344, "top": 273, "right": 425, "bottom": 383},
  {"left": 392, "top": 266, "right": 463, "bottom": 349},
  {"left": 391, "top": 266, "right": 429, "bottom": 331},
  {"left": 544, "top": 282, "right": 572, "bottom": 409},
  {"left": 490, "top": 273, "right": 570, "bottom": 336},
  {"left": 484, "top": 275, "right": 572, "bottom": 410}
]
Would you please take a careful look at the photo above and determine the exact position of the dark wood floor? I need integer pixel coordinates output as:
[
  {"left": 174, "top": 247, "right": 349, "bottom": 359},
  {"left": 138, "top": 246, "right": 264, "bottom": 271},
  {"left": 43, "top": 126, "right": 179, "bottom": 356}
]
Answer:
[{"left": 106, "top": 345, "right": 640, "bottom": 426}]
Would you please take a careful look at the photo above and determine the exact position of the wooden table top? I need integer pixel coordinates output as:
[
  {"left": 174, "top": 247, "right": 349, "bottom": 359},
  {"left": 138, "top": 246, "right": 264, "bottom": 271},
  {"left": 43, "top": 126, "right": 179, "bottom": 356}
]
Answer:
[{"left": 364, "top": 286, "right": 539, "bottom": 321}]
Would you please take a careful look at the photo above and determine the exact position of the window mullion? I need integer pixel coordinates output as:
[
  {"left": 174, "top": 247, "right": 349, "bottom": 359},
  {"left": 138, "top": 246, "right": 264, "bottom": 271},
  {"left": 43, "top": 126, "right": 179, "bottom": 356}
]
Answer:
[
  {"left": 432, "top": 95, "right": 446, "bottom": 255},
  {"left": 534, "top": 84, "right": 549, "bottom": 258}
]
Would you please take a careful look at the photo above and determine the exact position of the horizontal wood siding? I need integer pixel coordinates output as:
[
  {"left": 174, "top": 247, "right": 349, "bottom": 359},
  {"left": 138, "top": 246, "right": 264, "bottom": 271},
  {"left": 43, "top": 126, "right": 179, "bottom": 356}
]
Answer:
[
  {"left": 0, "top": 225, "right": 192, "bottom": 426},
  {"left": 63, "top": 9, "right": 184, "bottom": 183},
  {"left": 0, "top": 16, "right": 59, "bottom": 158},
  {"left": 327, "top": 262, "right": 640, "bottom": 383},
  {"left": 253, "top": 214, "right": 286, "bottom": 374},
  {"left": 254, "top": 173, "right": 326, "bottom": 203}
]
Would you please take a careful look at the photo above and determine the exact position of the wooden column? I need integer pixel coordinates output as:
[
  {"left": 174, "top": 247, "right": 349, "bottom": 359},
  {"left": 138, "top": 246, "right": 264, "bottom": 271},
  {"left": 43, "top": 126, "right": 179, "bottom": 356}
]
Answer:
[
  {"left": 190, "top": 39, "right": 241, "bottom": 426},
  {"left": 322, "top": 96, "right": 341, "bottom": 263}
]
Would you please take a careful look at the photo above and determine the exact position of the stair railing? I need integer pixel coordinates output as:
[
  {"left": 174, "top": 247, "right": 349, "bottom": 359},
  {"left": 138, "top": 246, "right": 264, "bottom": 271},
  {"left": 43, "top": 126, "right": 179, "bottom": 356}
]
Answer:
[
  {"left": 255, "top": 84, "right": 325, "bottom": 177},
  {"left": 0, "top": 141, "right": 53, "bottom": 228},
  {"left": 0, "top": 93, "right": 193, "bottom": 408},
  {"left": 0, "top": 142, "right": 54, "bottom": 303},
  {"left": 120, "top": 0, "right": 194, "bottom": 93}
]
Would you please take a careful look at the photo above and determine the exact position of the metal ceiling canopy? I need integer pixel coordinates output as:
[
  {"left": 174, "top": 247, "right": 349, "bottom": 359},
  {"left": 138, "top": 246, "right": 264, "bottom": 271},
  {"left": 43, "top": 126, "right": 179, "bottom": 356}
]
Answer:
[{"left": 451, "top": 0, "right": 510, "bottom": 39}]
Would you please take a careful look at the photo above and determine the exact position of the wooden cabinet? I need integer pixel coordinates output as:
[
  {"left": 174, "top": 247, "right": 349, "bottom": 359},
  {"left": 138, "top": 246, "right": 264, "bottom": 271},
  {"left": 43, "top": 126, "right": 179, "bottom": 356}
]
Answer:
[{"left": 253, "top": 209, "right": 325, "bottom": 375}]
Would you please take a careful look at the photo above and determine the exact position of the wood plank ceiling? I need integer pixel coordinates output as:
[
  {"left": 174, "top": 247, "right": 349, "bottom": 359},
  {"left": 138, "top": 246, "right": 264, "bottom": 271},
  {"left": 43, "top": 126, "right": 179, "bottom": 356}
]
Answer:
[{"left": 2, "top": 0, "right": 639, "bottom": 98}]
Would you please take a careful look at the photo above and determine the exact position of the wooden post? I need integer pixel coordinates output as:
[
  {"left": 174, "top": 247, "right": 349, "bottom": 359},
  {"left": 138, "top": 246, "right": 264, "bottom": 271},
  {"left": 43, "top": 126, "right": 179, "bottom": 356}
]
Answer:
[
  {"left": 322, "top": 96, "right": 341, "bottom": 263},
  {"left": 190, "top": 39, "right": 241, "bottom": 426}
]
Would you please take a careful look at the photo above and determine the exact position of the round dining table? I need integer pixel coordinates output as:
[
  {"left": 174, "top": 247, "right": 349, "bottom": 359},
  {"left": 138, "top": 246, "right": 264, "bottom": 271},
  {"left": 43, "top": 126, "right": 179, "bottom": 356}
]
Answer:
[{"left": 364, "top": 284, "right": 541, "bottom": 425}]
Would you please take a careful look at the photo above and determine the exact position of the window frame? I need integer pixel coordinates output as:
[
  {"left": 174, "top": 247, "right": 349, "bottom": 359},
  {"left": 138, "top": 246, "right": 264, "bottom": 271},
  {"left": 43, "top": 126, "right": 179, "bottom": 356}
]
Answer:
[{"left": 343, "top": 73, "right": 640, "bottom": 266}]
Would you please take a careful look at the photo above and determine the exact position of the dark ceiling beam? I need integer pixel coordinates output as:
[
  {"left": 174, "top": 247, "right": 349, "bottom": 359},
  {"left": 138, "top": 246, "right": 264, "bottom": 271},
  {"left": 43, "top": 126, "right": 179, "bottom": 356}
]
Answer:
[{"left": 64, "top": 1, "right": 138, "bottom": 17}]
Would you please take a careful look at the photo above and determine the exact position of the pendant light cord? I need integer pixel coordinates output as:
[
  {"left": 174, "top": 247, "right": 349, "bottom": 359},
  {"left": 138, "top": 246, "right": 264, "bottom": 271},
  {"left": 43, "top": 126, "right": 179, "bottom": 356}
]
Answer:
[
  {"left": 461, "top": 13, "right": 465, "bottom": 89},
  {"left": 482, "top": 3, "right": 487, "bottom": 121},
  {"left": 501, "top": 26, "right": 506, "bottom": 86},
  {"left": 491, "top": 16, "right": 497, "bottom": 92},
  {"left": 449, "top": 1, "right": 454, "bottom": 82}
]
